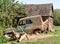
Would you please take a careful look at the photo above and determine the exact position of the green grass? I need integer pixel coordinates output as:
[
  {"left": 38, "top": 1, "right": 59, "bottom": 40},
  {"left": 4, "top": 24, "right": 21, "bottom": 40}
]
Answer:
[
  {"left": 10, "top": 26, "right": 60, "bottom": 44},
  {"left": 19, "top": 28, "right": 60, "bottom": 44},
  {"left": 19, "top": 26, "right": 60, "bottom": 44},
  {"left": 0, "top": 26, "right": 60, "bottom": 44},
  {"left": 54, "top": 26, "right": 60, "bottom": 30}
]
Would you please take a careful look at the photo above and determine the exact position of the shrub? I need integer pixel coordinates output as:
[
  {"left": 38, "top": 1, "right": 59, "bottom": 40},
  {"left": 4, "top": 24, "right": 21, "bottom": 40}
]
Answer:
[{"left": 0, "top": 36, "right": 7, "bottom": 44}]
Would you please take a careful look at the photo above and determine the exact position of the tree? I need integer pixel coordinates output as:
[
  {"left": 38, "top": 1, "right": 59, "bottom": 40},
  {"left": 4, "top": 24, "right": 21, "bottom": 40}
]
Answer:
[
  {"left": 53, "top": 9, "right": 60, "bottom": 26},
  {"left": 0, "top": 0, "right": 28, "bottom": 28}
]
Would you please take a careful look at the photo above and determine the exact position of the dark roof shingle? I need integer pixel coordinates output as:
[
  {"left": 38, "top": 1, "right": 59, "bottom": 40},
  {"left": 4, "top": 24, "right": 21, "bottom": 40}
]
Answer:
[{"left": 24, "top": 3, "right": 53, "bottom": 17}]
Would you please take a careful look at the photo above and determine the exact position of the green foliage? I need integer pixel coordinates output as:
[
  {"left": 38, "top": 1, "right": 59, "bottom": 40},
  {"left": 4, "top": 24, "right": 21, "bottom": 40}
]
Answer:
[
  {"left": 53, "top": 9, "right": 60, "bottom": 26},
  {"left": 0, "top": 0, "right": 28, "bottom": 44},
  {"left": 0, "top": 27, "right": 4, "bottom": 36},
  {"left": 0, "top": 0, "right": 28, "bottom": 28},
  {"left": 0, "top": 27, "right": 7, "bottom": 44},
  {"left": 0, "top": 30, "right": 3, "bottom": 36},
  {"left": 0, "top": 36, "right": 7, "bottom": 44}
]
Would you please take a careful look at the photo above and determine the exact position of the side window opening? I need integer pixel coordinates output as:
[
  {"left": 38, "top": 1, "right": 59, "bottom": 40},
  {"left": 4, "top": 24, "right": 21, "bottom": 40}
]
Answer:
[
  {"left": 26, "top": 19, "right": 32, "bottom": 24},
  {"left": 18, "top": 20, "right": 25, "bottom": 26}
]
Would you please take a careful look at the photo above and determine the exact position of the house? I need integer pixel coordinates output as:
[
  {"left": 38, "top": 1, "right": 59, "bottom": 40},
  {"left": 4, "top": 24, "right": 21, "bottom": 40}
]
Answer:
[{"left": 12, "top": 3, "right": 54, "bottom": 32}]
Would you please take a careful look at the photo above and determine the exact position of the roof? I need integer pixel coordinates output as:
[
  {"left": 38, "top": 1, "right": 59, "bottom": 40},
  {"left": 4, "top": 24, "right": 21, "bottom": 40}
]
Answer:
[{"left": 24, "top": 3, "right": 53, "bottom": 17}]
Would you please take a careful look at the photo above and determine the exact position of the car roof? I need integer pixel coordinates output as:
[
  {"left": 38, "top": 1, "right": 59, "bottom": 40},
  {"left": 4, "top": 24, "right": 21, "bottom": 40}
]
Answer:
[{"left": 19, "top": 15, "right": 41, "bottom": 21}]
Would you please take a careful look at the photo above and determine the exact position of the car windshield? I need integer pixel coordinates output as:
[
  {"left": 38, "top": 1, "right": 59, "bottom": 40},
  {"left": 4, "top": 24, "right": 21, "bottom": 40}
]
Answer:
[{"left": 18, "top": 19, "right": 33, "bottom": 26}]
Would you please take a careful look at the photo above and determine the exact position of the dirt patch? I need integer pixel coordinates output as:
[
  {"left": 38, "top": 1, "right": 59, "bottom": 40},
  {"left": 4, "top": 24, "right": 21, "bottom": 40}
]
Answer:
[{"left": 22, "top": 34, "right": 58, "bottom": 42}]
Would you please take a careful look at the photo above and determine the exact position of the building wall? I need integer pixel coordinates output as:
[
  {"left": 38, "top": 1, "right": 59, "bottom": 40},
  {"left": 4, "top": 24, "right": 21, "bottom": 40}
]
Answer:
[{"left": 48, "top": 17, "right": 54, "bottom": 31}]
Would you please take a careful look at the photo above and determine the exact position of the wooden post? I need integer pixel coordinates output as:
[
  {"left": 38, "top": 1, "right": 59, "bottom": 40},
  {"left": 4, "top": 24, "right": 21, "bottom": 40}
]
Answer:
[{"left": 48, "top": 17, "right": 54, "bottom": 32}]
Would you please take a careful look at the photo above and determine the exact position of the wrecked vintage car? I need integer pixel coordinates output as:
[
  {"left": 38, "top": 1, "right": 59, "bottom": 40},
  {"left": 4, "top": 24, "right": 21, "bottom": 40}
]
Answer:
[
  {"left": 3, "top": 15, "right": 49, "bottom": 41},
  {"left": 16, "top": 15, "right": 47, "bottom": 34}
]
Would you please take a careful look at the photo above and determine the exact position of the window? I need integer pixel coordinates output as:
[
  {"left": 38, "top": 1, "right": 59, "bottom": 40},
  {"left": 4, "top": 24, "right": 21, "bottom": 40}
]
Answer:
[{"left": 26, "top": 19, "right": 32, "bottom": 24}]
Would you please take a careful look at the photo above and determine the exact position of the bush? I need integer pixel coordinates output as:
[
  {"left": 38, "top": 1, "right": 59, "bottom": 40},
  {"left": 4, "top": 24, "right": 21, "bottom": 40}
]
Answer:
[
  {"left": 53, "top": 9, "right": 60, "bottom": 26},
  {"left": 0, "top": 27, "right": 5, "bottom": 36},
  {"left": 0, "top": 27, "right": 7, "bottom": 44},
  {"left": 0, "top": 36, "right": 7, "bottom": 44}
]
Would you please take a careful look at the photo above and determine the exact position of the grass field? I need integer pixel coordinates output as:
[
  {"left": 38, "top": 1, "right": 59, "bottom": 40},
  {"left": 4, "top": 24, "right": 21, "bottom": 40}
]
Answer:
[
  {"left": 0, "top": 26, "right": 60, "bottom": 44},
  {"left": 10, "top": 26, "right": 60, "bottom": 44}
]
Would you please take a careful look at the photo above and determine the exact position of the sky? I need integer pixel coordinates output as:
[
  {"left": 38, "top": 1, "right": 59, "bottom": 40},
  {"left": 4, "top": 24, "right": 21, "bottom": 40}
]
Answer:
[{"left": 16, "top": 0, "right": 60, "bottom": 9}]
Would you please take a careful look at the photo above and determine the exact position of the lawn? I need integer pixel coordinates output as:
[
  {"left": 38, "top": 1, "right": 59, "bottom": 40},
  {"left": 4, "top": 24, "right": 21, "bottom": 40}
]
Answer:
[
  {"left": 0, "top": 26, "right": 60, "bottom": 44},
  {"left": 54, "top": 26, "right": 60, "bottom": 30},
  {"left": 12, "top": 26, "right": 60, "bottom": 44}
]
